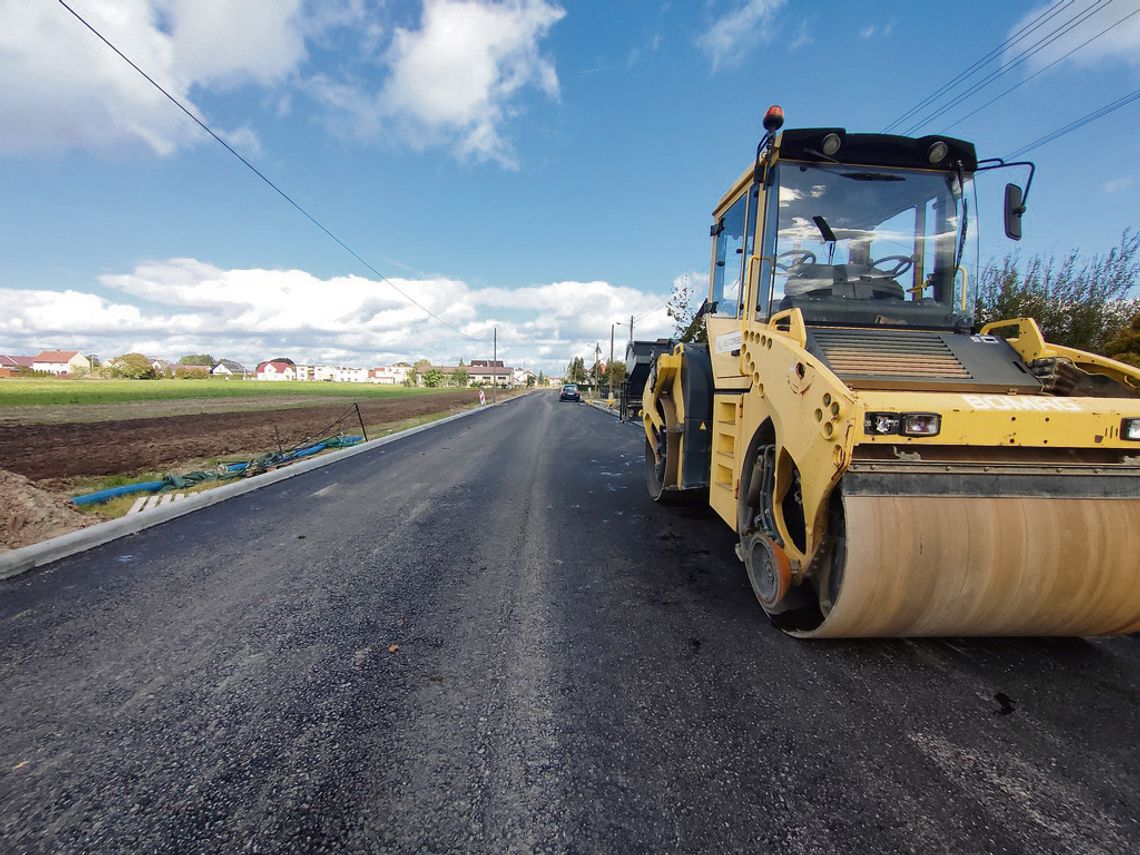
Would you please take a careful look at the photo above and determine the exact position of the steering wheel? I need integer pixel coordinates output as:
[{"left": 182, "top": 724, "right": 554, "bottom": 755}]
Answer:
[
  {"left": 776, "top": 249, "right": 817, "bottom": 271},
  {"left": 870, "top": 255, "right": 914, "bottom": 277}
]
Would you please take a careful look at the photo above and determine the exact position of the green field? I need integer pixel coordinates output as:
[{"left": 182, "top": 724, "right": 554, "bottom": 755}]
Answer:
[{"left": 0, "top": 377, "right": 448, "bottom": 407}]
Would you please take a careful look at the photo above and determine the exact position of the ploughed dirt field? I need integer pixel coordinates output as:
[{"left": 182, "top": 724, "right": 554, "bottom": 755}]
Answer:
[{"left": 0, "top": 390, "right": 481, "bottom": 481}]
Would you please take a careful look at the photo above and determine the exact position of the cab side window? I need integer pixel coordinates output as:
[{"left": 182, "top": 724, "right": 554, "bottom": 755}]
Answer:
[{"left": 711, "top": 195, "right": 746, "bottom": 317}]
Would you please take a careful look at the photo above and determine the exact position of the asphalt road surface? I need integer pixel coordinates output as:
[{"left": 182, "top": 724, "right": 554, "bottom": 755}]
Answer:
[{"left": 2, "top": 391, "right": 1138, "bottom": 853}]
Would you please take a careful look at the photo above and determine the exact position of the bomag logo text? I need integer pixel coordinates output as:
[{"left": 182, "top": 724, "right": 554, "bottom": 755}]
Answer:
[{"left": 962, "top": 395, "right": 1082, "bottom": 412}]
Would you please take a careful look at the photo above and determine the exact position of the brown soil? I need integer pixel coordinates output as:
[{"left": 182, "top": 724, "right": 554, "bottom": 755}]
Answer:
[
  {"left": 0, "top": 469, "right": 96, "bottom": 551},
  {"left": 0, "top": 390, "right": 481, "bottom": 481}
]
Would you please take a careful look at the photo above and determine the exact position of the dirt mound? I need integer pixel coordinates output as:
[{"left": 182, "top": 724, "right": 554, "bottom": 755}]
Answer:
[{"left": 0, "top": 469, "right": 95, "bottom": 551}]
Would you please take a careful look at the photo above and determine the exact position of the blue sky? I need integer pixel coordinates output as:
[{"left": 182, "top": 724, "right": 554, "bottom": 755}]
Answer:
[{"left": 2, "top": 0, "right": 1139, "bottom": 374}]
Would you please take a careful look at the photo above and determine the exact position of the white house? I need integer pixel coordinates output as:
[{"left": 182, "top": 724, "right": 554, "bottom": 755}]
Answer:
[
  {"left": 32, "top": 350, "right": 91, "bottom": 375},
  {"left": 512, "top": 367, "right": 534, "bottom": 387},
  {"left": 255, "top": 360, "right": 296, "bottom": 381},
  {"left": 211, "top": 359, "right": 248, "bottom": 378},
  {"left": 370, "top": 365, "right": 409, "bottom": 385},
  {"left": 468, "top": 359, "right": 513, "bottom": 387},
  {"left": 311, "top": 364, "right": 368, "bottom": 383}
]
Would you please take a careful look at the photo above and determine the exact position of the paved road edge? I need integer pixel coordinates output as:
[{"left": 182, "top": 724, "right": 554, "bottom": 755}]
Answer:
[{"left": 0, "top": 398, "right": 519, "bottom": 582}]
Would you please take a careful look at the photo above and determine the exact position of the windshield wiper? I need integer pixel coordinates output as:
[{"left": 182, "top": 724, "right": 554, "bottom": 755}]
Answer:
[
  {"left": 953, "top": 164, "right": 968, "bottom": 278},
  {"left": 812, "top": 215, "right": 837, "bottom": 243},
  {"left": 813, "top": 216, "right": 838, "bottom": 265}
]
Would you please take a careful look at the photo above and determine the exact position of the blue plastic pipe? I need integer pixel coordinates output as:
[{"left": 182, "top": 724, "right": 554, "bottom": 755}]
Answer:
[{"left": 72, "top": 481, "right": 165, "bottom": 506}]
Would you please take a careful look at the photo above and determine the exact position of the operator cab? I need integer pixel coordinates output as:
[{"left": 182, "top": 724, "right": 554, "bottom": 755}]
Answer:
[{"left": 749, "top": 129, "right": 981, "bottom": 333}]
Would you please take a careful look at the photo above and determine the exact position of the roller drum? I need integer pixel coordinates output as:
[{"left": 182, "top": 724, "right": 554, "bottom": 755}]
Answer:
[{"left": 796, "top": 493, "right": 1140, "bottom": 638}]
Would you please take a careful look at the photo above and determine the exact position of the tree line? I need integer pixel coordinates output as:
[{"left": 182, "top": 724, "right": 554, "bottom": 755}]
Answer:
[{"left": 564, "top": 355, "right": 626, "bottom": 389}]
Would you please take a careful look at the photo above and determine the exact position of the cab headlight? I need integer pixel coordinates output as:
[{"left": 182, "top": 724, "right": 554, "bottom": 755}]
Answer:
[
  {"left": 902, "top": 413, "right": 942, "bottom": 437},
  {"left": 863, "top": 412, "right": 942, "bottom": 437},
  {"left": 1123, "top": 418, "right": 1140, "bottom": 441}
]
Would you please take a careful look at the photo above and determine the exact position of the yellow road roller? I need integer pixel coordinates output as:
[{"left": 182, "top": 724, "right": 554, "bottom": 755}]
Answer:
[{"left": 641, "top": 106, "right": 1140, "bottom": 638}]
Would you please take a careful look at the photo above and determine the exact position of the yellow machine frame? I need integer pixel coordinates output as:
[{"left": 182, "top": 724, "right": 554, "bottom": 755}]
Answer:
[{"left": 642, "top": 126, "right": 1140, "bottom": 638}]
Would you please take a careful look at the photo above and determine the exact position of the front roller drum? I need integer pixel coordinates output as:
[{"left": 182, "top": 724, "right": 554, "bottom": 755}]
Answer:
[{"left": 797, "top": 493, "right": 1140, "bottom": 638}]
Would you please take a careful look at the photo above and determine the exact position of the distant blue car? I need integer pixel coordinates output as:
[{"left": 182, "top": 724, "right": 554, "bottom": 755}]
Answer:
[{"left": 559, "top": 383, "right": 581, "bottom": 402}]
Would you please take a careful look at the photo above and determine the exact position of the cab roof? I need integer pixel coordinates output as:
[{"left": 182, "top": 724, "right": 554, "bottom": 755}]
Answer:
[{"left": 712, "top": 129, "right": 977, "bottom": 217}]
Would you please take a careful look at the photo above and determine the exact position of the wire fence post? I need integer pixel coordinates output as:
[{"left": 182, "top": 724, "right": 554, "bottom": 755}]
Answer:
[{"left": 355, "top": 402, "right": 368, "bottom": 443}]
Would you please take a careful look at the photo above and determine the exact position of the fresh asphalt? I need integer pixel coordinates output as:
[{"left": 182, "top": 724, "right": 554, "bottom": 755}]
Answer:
[{"left": 1, "top": 391, "right": 1137, "bottom": 853}]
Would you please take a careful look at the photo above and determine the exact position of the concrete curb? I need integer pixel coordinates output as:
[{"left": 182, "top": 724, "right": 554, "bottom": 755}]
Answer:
[
  {"left": 585, "top": 399, "right": 619, "bottom": 417},
  {"left": 0, "top": 397, "right": 516, "bottom": 582}
]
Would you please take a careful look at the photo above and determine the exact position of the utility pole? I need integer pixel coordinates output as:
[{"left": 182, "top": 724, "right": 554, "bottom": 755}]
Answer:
[
  {"left": 609, "top": 323, "right": 616, "bottom": 401},
  {"left": 492, "top": 327, "right": 497, "bottom": 405},
  {"left": 629, "top": 314, "right": 634, "bottom": 343},
  {"left": 593, "top": 342, "right": 601, "bottom": 399}
]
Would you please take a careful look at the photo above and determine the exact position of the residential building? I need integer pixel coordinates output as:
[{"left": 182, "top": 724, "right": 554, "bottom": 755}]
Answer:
[
  {"left": 32, "top": 350, "right": 91, "bottom": 375},
  {"left": 211, "top": 359, "right": 248, "bottom": 378},
  {"left": 151, "top": 358, "right": 176, "bottom": 378},
  {"left": 0, "top": 354, "right": 34, "bottom": 378},
  {"left": 311, "top": 364, "right": 368, "bottom": 383},
  {"left": 468, "top": 359, "right": 514, "bottom": 387},
  {"left": 255, "top": 360, "right": 296, "bottom": 381},
  {"left": 0, "top": 355, "right": 34, "bottom": 373},
  {"left": 370, "top": 365, "right": 409, "bottom": 385}
]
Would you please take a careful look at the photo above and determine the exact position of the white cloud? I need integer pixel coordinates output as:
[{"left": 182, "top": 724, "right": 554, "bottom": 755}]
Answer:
[
  {"left": 0, "top": 259, "right": 675, "bottom": 375},
  {"left": 310, "top": 0, "right": 565, "bottom": 167},
  {"left": 0, "top": 1, "right": 565, "bottom": 167},
  {"left": 1006, "top": 1, "right": 1140, "bottom": 73},
  {"left": 789, "top": 21, "right": 812, "bottom": 51},
  {"left": 0, "top": 0, "right": 310, "bottom": 155},
  {"left": 159, "top": 0, "right": 307, "bottom": 88},
  {"left": 696, "top": 0, "right": 785, "bottom": 72},
  {"left": 1104, "top": 176, "right": 1136, "bottom": 194}
]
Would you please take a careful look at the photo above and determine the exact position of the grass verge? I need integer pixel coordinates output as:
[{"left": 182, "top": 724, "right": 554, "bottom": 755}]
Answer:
[{"left": 0, "top": 377, "right": 463, "bottom": 407}]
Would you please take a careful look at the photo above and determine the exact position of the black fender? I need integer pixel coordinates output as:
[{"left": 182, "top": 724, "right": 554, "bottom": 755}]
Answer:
[{"left": 678, "top": 344, "right": 714, "bottom": 490}]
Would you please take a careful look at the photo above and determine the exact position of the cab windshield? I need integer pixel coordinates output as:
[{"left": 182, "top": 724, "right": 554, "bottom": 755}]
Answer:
[{"left": 760, "top": 162, "right": 976, "bottom": 329}]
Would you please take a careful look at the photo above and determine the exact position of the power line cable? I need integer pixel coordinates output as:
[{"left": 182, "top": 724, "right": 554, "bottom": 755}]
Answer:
[
  {"left": 882, "top": 0, "right": 1076, "bottom": 133},
  {"left": 942, "top": 4, "right": 1140, "bottom": 133},
  {"left": 57, "top": 0, "right": 485, "bottom": 345},
  {"left": 1004, "top": 84, "right": 1140, "bottom": 159},
  {"left": 634, "top": 295, "right": 671, "bottom": 323},
  {"left": 901, "top": 0, "right": 1110, "bottom": 135}
]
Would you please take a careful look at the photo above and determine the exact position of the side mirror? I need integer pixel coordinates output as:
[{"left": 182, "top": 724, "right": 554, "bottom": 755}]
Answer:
[{"left": 1004, "top": 183, "right": 1024, "bottom": 241}]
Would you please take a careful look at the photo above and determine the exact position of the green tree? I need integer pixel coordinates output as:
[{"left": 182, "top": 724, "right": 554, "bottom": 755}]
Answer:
[
  {"left": 179, "top": 353, "right": 214, "bottom": 366},
  {"left": 566, "top": 356, "right": 587, "bottom": 384},
  {"left": 174, "top": 365, "right": 209, "bottom": 379},
  {"left": 537, "top": 370, "right": 546, "bottom": 386},
  {"left": 1105, "top": 311, "right": 1140, "bottom": 367},
  {"left": 975, "top": 230, "right": 1140, "bottom": 355},
  {"left": 526, "top": 374, "right": 536, "bottom": 388},
  {"left": 667, "top": 272, "right": 708, "bottom": 343},
  {"left": 423, "top": 367, "right": 445, "bottom": 388},
  {"left": 113, "top": 352, "right": 156, "bottom": 379},
  {"left": 452, "top": 367, "right": 470, "bottom": 387},
  {"left": 606, "top": 361, "right": 627, "bottom": 389}
]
